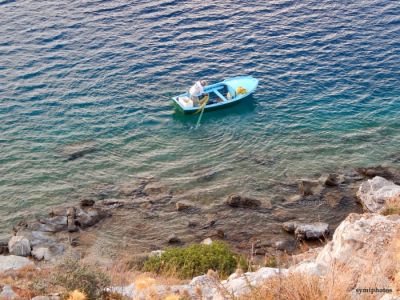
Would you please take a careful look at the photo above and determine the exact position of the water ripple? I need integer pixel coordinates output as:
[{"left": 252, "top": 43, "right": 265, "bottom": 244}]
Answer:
[{"left": 0, "top": 0, "right": 399, "bottom": 238}]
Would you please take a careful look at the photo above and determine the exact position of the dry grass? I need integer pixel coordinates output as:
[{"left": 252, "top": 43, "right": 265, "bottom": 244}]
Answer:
[
  {"left": 67, "top": 290, "right": 87, "bottom": 300},
  {"left": 238, "top": 269, "right": 351, "bottom": 300},
  {"left": 1, "top": 228, "right": 398, "bottom": 300},
  {"left": 0, "top": 265, "right": 56, "bottom": 299},
  {"left": 381, "top": 196, "right": 400, "bottom": 216},
  {"left": 238, "top": 235, "right": 400, "bottom": 300}
]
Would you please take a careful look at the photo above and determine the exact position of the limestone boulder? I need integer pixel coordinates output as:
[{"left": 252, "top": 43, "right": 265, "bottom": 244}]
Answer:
[
  {"left": 220, "top": 268, "right": 287, "bottom": 298},
  {"left": 282, "top": 221, "right": 329, "bottom": 240},
  {"left": 0, "top": 255, "right": 34, "bottom": 272},
  {"left": 8, "top": 236, "right": 31, "bottom": 256},
  {"left": 316, "top": 213, "right": 400, "bottom": 272},
  {"left": 32, "top": 247, "right": 49, "bottom": 261},
  {"left": 357, "top": 176, "right": 400, "bottom": 212},
  {"left": 295, "top": 222, "right": 329, "bottom": 240}
]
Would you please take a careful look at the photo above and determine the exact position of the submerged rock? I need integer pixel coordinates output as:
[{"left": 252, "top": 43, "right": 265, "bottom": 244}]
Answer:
[
  {"left": 298, "top": 180, "right": 323, "bottom": 196},
  {"left": 80, "top": 199, "right": 95, "bottom": 207},
  {"left": 167, "top": 234, "right": 181, "bottom": 244},
  {"left": 225, "top": 194, "right": 261, "bottom": 208},
  {"left": 319, "top": 174, "right": 339, "bottom": 187},
  {"left": 0, "top": 239, "right": 9, "bottom": 255},
  {"left": 323, "top": 191, "right": 344, "bottom": 207},
  {"left": 8, "top": 236, "right": 31, "bottom": 256},
  {"left": 75, "top": 207, "right": 110, "bottom": 228},
  {"left": 188, "top": 221, "right": 198, "bottom": 228},
  {"left": 175, "top": 201, "right": 191, "bottom": 211},
  {"left": 356, "top": 166, "right": 395, "bottom": 180},
  {"left": 357, "top": 176, "right": 400, "bottom": 213},
  {"left": 65, "top": 147, "right": 97, "bottom": 162}
]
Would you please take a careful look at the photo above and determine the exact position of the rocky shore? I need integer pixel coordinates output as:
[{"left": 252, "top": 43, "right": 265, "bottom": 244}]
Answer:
[{"left": 0, "top": 165, "right": 399, "bottom": 299}]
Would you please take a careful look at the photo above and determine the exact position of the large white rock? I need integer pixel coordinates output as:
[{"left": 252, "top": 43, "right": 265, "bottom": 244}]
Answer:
[
  {"left": 290, "top": 261, "right": 325, "bottom": 276},
  {"left": 31, "top": 247, "right": 51, "bottom": 261},
  {"left": 357, "top": 176, "right": 400, "bottom": 212},
  {"left": 0, "top": 255, "right": 34, "bottom": 272},
  {"left": 110, "top": 268, "right": 288, "bottom": 300},
  {"left": 8, "top": 236, "right": 31, "bottom": 256},
  {"left": 282, "top": 221, "right": 329, "bottom": 240},
  {"left": 295, "top": 222, "right": 329, "bottom": 240},
  {"left": 316, "top": 213, "right": 400, "bottom": 271},
  {"left": 221, "top": 267, "right": 287, "bottom": 298}
]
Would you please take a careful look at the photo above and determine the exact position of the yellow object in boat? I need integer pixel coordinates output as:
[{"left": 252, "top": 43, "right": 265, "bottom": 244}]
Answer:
[
  {"left": 236, "top": 86, "right": 247, "bottom": 95},
  {"left": 195, "top": 94, "right": 209, "bottom": 114}
]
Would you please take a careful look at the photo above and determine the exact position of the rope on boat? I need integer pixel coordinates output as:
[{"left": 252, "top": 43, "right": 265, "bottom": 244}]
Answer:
[{"left": 195, "top": 94, "right": 209, "bottom": 129}]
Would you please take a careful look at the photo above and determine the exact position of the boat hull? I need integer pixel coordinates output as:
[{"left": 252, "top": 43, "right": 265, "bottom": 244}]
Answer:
[
  {"left": 172, "top": 75, "right": 258, "bottom": 114},
  {"left": 172, "top": 93, "right": 251, "bottom": 114}
]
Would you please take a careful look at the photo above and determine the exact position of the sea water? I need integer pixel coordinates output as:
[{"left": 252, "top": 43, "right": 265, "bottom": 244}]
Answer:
[{"left": 1, "top": 0, "right": 400, "bottom": 239}]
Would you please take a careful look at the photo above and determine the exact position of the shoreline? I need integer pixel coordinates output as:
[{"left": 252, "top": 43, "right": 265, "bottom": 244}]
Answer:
[
  {"left": 3, "top": 165, "right": 398, "bottom": 261},
  {"left": 0, "top": 164, "right": 399, "bottom": 299}
]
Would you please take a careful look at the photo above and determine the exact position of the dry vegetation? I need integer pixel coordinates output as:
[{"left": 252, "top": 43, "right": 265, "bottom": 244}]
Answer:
[
  {"left": 239, "top": 236, "right": 400, "bottom": 300},
  {"left": 381, "top": 196, "right": 400, "bottom": 216},
  {"left": 0, "top": 235, "right": 398, "bottom": 299}
]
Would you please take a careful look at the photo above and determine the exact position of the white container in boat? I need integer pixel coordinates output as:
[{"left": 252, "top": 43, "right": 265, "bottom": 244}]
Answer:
[{"left": 178, "top": 96, "right": 193, "bottom": 108}]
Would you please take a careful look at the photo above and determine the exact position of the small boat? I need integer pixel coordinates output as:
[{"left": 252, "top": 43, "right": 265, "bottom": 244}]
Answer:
[{"left": 172, "top": 75, "right": 259, "bottom": 114}]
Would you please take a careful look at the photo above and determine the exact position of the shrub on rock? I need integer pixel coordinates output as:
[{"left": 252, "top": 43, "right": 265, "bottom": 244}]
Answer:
[
  {"left": 381, "top": 196, "right": 400, "bottom": 216},
  {"left": 142, "top": 242, "right": 247, "bottom": 279},
  {"left": 53, "top": 259, "right": 110, "bottom": 300}
]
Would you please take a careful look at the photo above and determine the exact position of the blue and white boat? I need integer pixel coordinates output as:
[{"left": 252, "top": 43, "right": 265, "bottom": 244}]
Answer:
[{"left": 172, "top": 75, "right": 259, "bottom": 114}]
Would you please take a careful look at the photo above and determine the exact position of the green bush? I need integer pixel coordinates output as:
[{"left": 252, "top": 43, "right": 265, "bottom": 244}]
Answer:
[
  {"left": 53, "top": 258, "right": 111, "bottom": 300},
  {"left": 142, "top": 241, "right": 247, "bottom": 279}
]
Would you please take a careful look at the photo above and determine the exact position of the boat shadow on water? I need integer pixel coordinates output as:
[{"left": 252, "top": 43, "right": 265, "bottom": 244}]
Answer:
[{"left": 171, "top": 95, "right": 258, "bottom": 127}]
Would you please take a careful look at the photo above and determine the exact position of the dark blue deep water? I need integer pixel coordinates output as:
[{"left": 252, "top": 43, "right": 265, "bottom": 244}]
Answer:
[{"left": 1, "top": 0, "right": 400, "bottom": 238}]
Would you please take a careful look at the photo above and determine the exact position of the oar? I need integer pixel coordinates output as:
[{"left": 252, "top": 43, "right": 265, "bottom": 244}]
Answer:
[{"left": 195, "top": 95, "right": 209, "bottom": 129}]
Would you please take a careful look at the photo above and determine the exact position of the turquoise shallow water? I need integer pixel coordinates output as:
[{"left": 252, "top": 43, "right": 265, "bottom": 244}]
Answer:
[{"left": 1, "top": 0, "right": 400, "bottom": 239}]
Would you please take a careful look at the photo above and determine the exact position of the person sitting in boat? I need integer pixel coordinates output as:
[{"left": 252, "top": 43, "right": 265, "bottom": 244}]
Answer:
[{"left": 189, "top": 80, "right": 207, "bottom": 106}]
